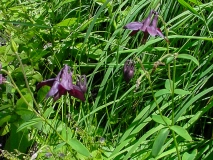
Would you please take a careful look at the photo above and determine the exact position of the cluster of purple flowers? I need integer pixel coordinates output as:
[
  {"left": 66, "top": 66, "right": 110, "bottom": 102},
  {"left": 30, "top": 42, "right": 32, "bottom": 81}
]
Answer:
[
  {"left": 1, "top": 10, "right": 166, "bottom": 101},
  {"left": 36, "top": 65, "right": 87, "bottom": 102}
]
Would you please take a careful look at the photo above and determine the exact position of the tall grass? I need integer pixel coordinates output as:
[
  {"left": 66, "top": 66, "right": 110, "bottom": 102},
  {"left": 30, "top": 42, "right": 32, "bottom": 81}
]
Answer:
[{"left": 0, "top": 0, "right": 213, "bottom": 159}]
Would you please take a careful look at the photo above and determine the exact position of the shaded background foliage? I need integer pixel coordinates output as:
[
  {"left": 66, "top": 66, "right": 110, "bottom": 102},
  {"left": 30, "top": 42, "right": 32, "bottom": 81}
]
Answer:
[{"left": 0, "top": 0, "right": 213, "bottom": 159}]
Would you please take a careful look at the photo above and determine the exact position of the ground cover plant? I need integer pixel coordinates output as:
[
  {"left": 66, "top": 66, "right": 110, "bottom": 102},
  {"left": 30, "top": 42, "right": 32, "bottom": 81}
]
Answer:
[{"left": 0, "top": 0, "right": 213, "bottom": 159}]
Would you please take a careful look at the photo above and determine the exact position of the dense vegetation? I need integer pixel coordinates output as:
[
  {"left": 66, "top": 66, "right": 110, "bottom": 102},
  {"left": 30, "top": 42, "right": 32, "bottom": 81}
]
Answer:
[{"left": 0, "top": 0, "right": 213, "bottom": 159}]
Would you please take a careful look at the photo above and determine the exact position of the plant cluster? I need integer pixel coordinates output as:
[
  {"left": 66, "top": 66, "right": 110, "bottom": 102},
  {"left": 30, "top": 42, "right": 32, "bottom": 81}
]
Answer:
[{"left": 0, "top": 0, "right": 213, "bottom": 160}]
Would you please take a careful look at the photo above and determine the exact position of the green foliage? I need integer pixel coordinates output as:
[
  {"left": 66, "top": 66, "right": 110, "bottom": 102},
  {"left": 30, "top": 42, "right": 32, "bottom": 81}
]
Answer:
[{"left": 0, "top": 0, "right": 213, "bottom": 159}]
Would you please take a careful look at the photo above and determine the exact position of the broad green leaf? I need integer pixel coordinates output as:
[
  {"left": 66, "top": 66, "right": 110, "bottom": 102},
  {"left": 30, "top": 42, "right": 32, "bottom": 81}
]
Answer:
[
  {"left": 55, "top": 142, "right": 66, "bottom": 151},
  {"left": 166, "top": 56, "right": 174, "bottom": 64},
  {"left": 177, "top": 54, "right": 199, "bottom": 66},
  {"left": 16, "top": 93, "right": 33, "bottom": 109},
  {"left": 56, "top": 18, "right": 77, "bottom": 27},
  {"left": 152, "top": 128, "right": 170, "bottom": 157},
  {"left": 170, "top": 125, "right": 192, "bottom": 141},
  {"left": 62, "top": 127, "right": 73, "bottom": 141},
  {"left": 17, "top": 118, "right": 42, "bottom": 132},
  {"left": 165, "top": 79, "right": 176, "bottom": 91},
  {"left": 16, "top": 108, "right": 37, "bottom": 121},
  {"left": 43, "top": 107, "right": 54, "bottom": 118},
  {"left": 178, "top": 0, "right": 200, "bottom": 17},
  {"left": 67, "top": 138, "right": 90, "bottom": 157},
  {"left": 152, "top": 115, "right": 172, "bottom": 125},
  {"left": 155, "top": 89, "right": 171, "bottom": 97},
  {"left": 182, "top": 150, "right": 197, "bottom": 160},
  {"left": 0, "top": 115, "right": 12, "bottom": 126},
  {"left": 174, "top": 89, "right": 190, "bottom": 95}
]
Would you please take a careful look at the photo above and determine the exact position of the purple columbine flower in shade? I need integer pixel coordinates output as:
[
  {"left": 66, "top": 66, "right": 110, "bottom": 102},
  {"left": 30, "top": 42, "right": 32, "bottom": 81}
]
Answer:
[
  {"left": 123, "top": 59, "right": 134, "bottom": 83},
  {"left": 124, "top": 10, "right": 168, "bottom": 44},
  {"left": 0, "top": 64, "right": 6, "bottom": 84},
  {"left": 36, "top": 65, "right": 86, "bottom": 102}
]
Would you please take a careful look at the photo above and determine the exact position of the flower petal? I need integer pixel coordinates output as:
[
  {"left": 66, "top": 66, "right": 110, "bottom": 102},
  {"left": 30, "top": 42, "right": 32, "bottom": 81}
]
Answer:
[
  {"left": 68, "top": 85, "right": 85, "bottom": 101},
  {"left": 46, "top": 81, "right": 60, "bottom": 98},
  {"left": 156, "top": 28, "right": 165, "bottom": 38},
  {"left": 141, "top": 11, "right": 153, "bottom": 31},
  {"left": 36, "top": 78, "right": 55, "bottom": 90},
  {"left": 141, "top": 31, "right": 149, "bottom": 44},
  {"left": 129, "top": 30, "right": 139, "bottom": 36},
  {"left": 147, "top": 26, "right": 158, "bottom": 36},
  {"left": 60, "top": 65, "right": 73, "bottom": 91},
  {"left": 53, "top": 92, "right": 61, "bottom": 102},
  {"left": 124, "top": 22, "right": 143, "bottom": 30}
]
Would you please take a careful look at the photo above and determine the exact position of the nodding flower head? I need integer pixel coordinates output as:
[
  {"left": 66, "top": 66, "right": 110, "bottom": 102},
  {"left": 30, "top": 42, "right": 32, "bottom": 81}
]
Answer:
[
  {"left": 123, "top": 59, "right": 134, "bottom": 83},
  {"left": 124, "top": 10, "right": 168, "bottom": 44},
  {"left": 36, "top": 65, "right": 86, "bottom": 102}
]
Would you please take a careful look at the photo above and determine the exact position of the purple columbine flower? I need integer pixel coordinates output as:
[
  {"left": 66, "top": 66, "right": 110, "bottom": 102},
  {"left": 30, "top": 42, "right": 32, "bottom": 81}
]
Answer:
[
  {"left": 0, "top": 64, "right": 6, "bottom": 84},
  {"left": 124, "top": 10, "right": 168, "bottom": 44},
  {"left": 123, "top": 59, "right": 134, "bottom": 83},
  {"left": 36, "top": 65, "right": 86, "bottom": 102}
]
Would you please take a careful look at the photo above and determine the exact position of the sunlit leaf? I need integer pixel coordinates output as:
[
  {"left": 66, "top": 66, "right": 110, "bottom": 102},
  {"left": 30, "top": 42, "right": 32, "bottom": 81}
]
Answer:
[
  {"left": 174, "top": 89, "right": 191, "bottom": 95},
  {"left": 152, "top": 128, "right": 170, "bottom": 157},
  {"left": 155, "top": 89, "right": 171, "bottom": 97},
  {"left": 56, "top": 18, "right": 77, "bottom": 27},
  {"left": 170, "top": 125, "right": 192, "bottom": 141},
  {"left": 17, "top": 118, "right": 42, "bottom": 132},
  {"left": 152, "top": 115, "right": 172, "bottom": 125},
  {"left": 177, "top": 54, "right": 199, "bottom": 66},
  {"left": 67, "top": 138, "right": 90, "bottom": 157}
]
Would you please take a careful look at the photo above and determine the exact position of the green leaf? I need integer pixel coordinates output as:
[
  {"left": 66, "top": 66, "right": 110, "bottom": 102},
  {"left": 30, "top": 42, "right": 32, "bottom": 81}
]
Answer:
[
  {"left": 16, "top": 108, "right": 37, "bottom": 121},
  {"left": 0, "top": 115, "right": 12, "bottom": 126},
  {"left": 178, "top": 0, "right": 200, "bottom": 17},
  {"left": 152, "top": 115, "right": 172, "bottom": 125},
  {"left": 166, "top": 56, "right": 174, "bottom": 64},
  {"left": 174, "top": 89, "right": 191, "bottom": 95},
  {"left": 17, "top": 118, "right": 42, "bottom": 132},
  {"left": 177, "top": 54, "right": 199, "bottom": 66},
  {"left": 182, "top": 150, "right": 197, "bottom": 160},
  {"left": 56, "top": 18, "right": 77, "bottom": 27},
  {"left": 67, "top": 138, "right": 90, "bottom": 157},
  {"left": 155, "top": 89, "right": 171, "bottom": 97},
  {"left": 43, "top": 107, "right": 54, "bottom": 118},
  {"left": 165, "top": 79, "right": 176, "bottom": 91},
  {"left": 16, "top": 93, "right": 33, "bottom": 109},
  {"left": 170, "top": 125, "right": 192, "bottom": 141},
  {"left": 152, "top": 128, "right": 170, "bottom": 157}
]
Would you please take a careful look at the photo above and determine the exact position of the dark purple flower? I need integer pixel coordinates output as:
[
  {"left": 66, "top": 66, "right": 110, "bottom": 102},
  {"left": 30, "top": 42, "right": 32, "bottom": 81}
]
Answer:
[
  {"left": 0, "top": 64, "right": 6, "bottom": 84},
  {"left": 124, "top": 10, "right": 168, "bottom": 44},
  {"left": 123, "top": 59, "right": 134, "bottom": 83},
  {"left": 36, "top": 65, "right": 86, "bottom": 102}
]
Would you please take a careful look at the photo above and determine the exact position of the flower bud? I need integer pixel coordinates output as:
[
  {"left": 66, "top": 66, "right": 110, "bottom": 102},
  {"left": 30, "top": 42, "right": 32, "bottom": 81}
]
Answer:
[{"left": 123, "top": 59, "right": 134, "bottom": 83}]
